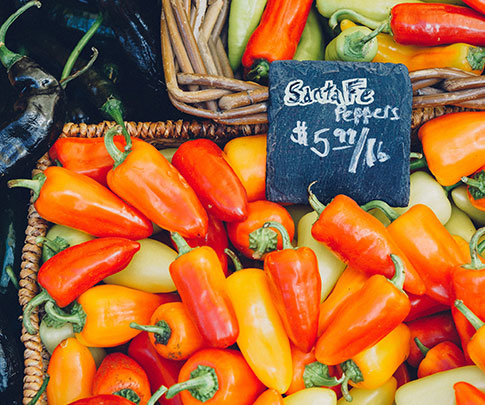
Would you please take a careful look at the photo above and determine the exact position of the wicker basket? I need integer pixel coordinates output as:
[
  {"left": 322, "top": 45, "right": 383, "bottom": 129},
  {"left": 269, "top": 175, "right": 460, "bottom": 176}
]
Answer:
[
  {"left": 160, "top": 0, "right": 485, "bottom": 125},
  {"left": 17, "top": 107, "right": 475, "bottom": 404}
]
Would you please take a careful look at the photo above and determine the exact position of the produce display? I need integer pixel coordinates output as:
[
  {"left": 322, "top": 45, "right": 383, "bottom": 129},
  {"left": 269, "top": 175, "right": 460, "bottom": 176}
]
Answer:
[{"left": 1, "top": 0, "right": 485, "bottom": 404}]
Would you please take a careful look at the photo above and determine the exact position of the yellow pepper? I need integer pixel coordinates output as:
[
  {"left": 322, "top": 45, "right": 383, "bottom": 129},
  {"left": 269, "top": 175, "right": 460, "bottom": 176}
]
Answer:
[
  {"left": 452, "top": 185, "right": 485, "bottom": 227},
  {"left": 395, "top": 366, "right": 485, "bottom": 405},
  {"left": 337, "top": 377, "right": 397, "bottom": 405},
  {"left": 445, "top": 204, "right": 477, "bottom": 243},
  {"left": 297, "top": 211, "right": 346, "bottom": 301},
  {"left": 225, "top": 267, "right": 292, "bottom": 394},
  {"left": 341, "top": 323, "right": 410, "bottom": 397},
  {"left": 103, "top": 238, "right": 178, "bottom": 293},
  {"left": 284, "top": 387, "right": 337, "bottom": 405}
]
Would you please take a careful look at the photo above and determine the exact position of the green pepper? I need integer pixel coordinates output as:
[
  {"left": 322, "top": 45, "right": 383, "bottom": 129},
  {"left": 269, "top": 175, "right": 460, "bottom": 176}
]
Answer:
[
  {"left": 445, "top": 204, "right": 476, "bottom": 242},
  {"left": 324, "top": 26, "right": 380, "bottom": 62},
  {"left": 293, "top": 7, "right": 325, "bottom": 61},
  {"left": 297, "top": 211, "right": 346, "bottom": 301},
  {"left": 39, "top": 224, "right": 95, "bottom": 263},
  {"left": 103, "top": 238, "right": 178, "bottom": 293},
  {"left": 337, "top": 377, "right": 397, "bottom": 405},
  {"left": 316, "top": 0, "right": 420, "bottom": 21},
  {"left": 227, "top": 0, "right": 267, "bottom": 71},
  {"left": 395, "top": 366, "right": 485, "bottom": 405},
  {"left": 160, "top": 147, "right": 178, "bottom": 163},
  {"left": 452, "top": 185, "right": 485, "bottom": 226}
]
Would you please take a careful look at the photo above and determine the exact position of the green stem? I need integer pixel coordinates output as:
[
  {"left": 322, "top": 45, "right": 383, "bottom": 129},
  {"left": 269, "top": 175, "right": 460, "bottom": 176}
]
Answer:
[
  {"left": 27, "top": 373, "right": 49, "bottom": 405},
  {"left": 462, "top": 176, "right": 482, "bottom": 189},
  {"left": 263, "top": 221, "right": 293, "bottom": 250},
  {"left": 114, "top": 389, "right": 141, "bottom": 404},
  {"left": 442, "top": 181, "right": 462, "bottom": 194},
  {"left": 247, "top": 59, "right": 270, "bottom": 82},
  {"left": 165, "top": 365, "right": 219, "bottom": 401},
  {"left": 478, "top": 239, "right": 485, "bottom": 256},
  {"left": 60, "top": 47, "right": 99, "bottom": 88},
  {"left": 340, "top": 360, "right": 364, "bottom": 402},
  {"left": 61, "top": 14, "right": 103, "bottom": 81},
  {"left": 360, "top": 200, "right": 399, "bottom": 222},
  {"left": 103, "top": 125, "right": 129, "bottom": 168},
  {"left": 414, "top": 337, "right": 430, "bottom": 356},
  {"left": 328, "top": 9, "right": 389, "bottom": 31},
  {"left": 147, "top": 385, "right": 168, "bottom": 405},
  {"left": 248, "top": 227, "right": 278, "bottom": 260},
  {"left": 409, "top": 152, "right": 423, "bottom": 160},
  {"left": 5, "top": 265, "right": 19, "bottom": 290},
  {"left": 410, "top": 156, "right": 428, "bottom": 172},
  {"left": 389, "top": 254, "right": 406, "bottom": 293},
  {"left": 101, "top": 97, "right": 131, "bottom": 151},
  {"left": 356, "top": 23, "right": 387, "bottom": 46},
  {"left": 7, "top": 172, "right": 46, "bottom": 202},
  {"left": 130, "top": 321, "right": 172, "bottom": 345},
  {"left": 35, "top": 236, "right": 70, "bottom": 256},
  {"left": 171, "top": 232, "right": 193, "bottom": 257},
  {"left": 43, "top": 301, "right": 86, "bottom": 333},
  {"left": 224, "top": 248, "right": 243, "bottom": 271},
  {"left": 303, "top": 362, "right": 345, "bottom": 388},
  {"left": 454, "top": 299, "right": 485, "bottom": 331},
  {"left": 22, "top": 290, "right": 53, "bottom": 335},
  {"left": 0, "top": 1, "right": 41, "bottom": 70},
  {"left": 461, "top": 227, "right": 485, "bottom": 271},
  {"left": 307, "top": 181, "right": 326, "bottom": 215},
  {"left": 467, "top": 46, "right": 485, "bottom": 71}
]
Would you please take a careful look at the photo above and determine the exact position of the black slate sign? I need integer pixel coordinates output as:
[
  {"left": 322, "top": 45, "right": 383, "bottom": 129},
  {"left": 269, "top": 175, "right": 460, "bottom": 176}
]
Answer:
[{"left": 266, "top": 61, "right": 412, "bottom": 206}]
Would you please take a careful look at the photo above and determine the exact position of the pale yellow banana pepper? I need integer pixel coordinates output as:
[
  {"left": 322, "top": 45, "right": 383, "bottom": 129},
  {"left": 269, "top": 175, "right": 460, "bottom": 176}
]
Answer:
[
  {"left": 337, "top": 377, "right": 397, "bottom": 405},
  {"left": 445, "top": 204, "right": 477, "bottom": 242},
  {"left": 452, "top": 185, "right": 485, "bottom": 227},
  {"left": 284, "top": 387, "right": 337, "bottom": 404}
]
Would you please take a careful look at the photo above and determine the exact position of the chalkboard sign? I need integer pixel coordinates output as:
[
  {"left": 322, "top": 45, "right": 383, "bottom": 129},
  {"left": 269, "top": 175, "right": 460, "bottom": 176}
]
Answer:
[{"left": 266, "top": 61, "right": 412, "bottom": 207}]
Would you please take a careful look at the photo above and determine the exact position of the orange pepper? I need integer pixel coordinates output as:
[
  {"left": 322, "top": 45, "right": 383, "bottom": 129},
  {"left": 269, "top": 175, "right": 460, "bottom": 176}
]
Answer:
[
  {"left": 454, "top": 381, "right": 485, "bottom": 405},
  {"left": 286, "top": 345, "right": 317, "bottom": 396},
  {"left": 415, "top": 339, "right": 467, "bottom": 378},
  {"left": 418, "top": 111, "right": 485, "bottom": 187},
  {"left": 253, "top": 389, "right": 284, "bottom": 405},
  {"left": 130, "top": 301, "right": 205, "bottom": 361},
  {"left": 46, "top": 337, "right": 96, "bottom": 405},
  {"left": 223, "top": 134, "right": 267, "bottom": 202},
  {"left": 92, "top": 352, "right": 152, "bottom": 405}
]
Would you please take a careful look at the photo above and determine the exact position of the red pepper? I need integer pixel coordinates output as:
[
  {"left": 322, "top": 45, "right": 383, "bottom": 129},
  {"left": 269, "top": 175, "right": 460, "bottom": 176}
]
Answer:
[
  {"left": 463, "top": 0, "right": 485, "bottom": 14},
  {"left": 165, "top": 348, "right": 266, "bottom": 404},
  {"left": 415, "top": 338, "right": 467, "bottom": 378},
  {"left": 184, "top": 213, "right": 230, "bottom": 276},
  {"left": 68, "top": 395, "right": 136, "bottom": 405},
  {"left": 405, "top": 293, "right": 448, "bottom": 323},
  {"left": 393, "top": 363, "right": 411, "bottom": 388},
  {"left": 92, "top": 352, "right": 152, "bottom": 405},
  {"left": 256, "top": 221, "right": 321, "bottom": 353},
  {"left": 241, "top": 0, "right": 314, "bottom": 81},
  {"left": 315, "top": 254, "right": 410, "bottom": 365},
  {"left": 310, "top": 193, "right": 425, "bottom": 295},
  {"left": 406, "top": 311, "right": 461, "bottom": 368},
  {"left": 49, "top": 135, "right": 140, "bottom": 187},
  {"left": 128, "top": 332, "right": 183, "bottom": 405},
  {"left": 7, "top": 166, "right": 153, "bottom": 239},
  {"left": 103, "top": 125, "right": 208, "bottom": 239},
  {"left": 454, "top": 381, "right": 485, "bottom": 405},
  {"left": 172, "top": 139, "right": 248, "bottom": 223},
  {"left": 452, "top": 227, "right": 485, "bottom": 362},
  {"left": 169, "top": 233, "right": 238, "bottom": 348}
]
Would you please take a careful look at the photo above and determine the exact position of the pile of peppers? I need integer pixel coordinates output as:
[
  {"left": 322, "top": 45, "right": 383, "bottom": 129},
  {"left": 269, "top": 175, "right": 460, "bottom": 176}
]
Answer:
[
  {"left": 227, "top": 0, "right": 485, "bottom": 80},
  {"left": 3, "top": 1, "right": 485, "bottom": 405}
]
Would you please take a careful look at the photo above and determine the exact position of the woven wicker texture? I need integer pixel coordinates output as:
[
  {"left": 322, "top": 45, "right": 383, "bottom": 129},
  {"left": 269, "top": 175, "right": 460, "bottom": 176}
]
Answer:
[{"left": 18, "top": 109, "right": 472, "bottom": 403}]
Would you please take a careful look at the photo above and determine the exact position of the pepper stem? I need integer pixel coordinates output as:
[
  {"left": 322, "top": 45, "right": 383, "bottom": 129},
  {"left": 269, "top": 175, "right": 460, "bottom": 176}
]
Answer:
[
  {"left": 248, "top": 227, "right": 278, "bottom": 260},
  {"left": 147, "top": 385, "right": 169, "bottom": 405},
  {"left": 36, "top": 236, "right": 70, "bottom": 257},
  {"left": 461, "top": 227, "right": 485, "bottom": 271},
  {"left": 414, "top": 337, "right": 430, "bottom": 356},
  {"left": 61, "top": 14, "right": 103, "bottom": 82},
  {"left": 27, "top": 373, "right": 49, "bottom": 405},
  {"left": 389, "top": 254, "right": 406, "bottom": 293},
  {"left": 130, "top": 321, "right": 172, "bottom": 345},
  {"left": 60, "top": 47, "right": 99, "bottom": 88},
  {"left": 43, "top": 301, "right": 86, "bottom": 333},
  {"left": 101, "top": 97, "right": 131, "bottom": 152},
  {"left": 165, "top": 365, "right": 219, "bottom": 401},
  {"left": 22, "top": 289, "right": 53, "bottom": 335},
  {"left": 454, "top": 299, "right": 485, "bottom": 331},
  {"left": 262, "top": 221, "right": 293, "bottom": 250},
  {"left": 442, "top": 181, "right": 463, "bottom": 194},
  {"left": 462, "top": 172, "right": 485, "bottom": 201},
  {"left": 360, "top": 200, "right": 399, "bottom": 222},
  {"left": 410, "top": 156, "right": 428, "bottom": 172},
  {"left": 247, "top": 59, "right": 270, "bottom": 82},
  {"left": 307, "top": 181, "right": 326, "bottom": 215},
  {"left": 7, "top": 172, "right": 46, "bottom": 202},
  {"left": 478, "top": 239, "right": 485, "bottom": 256},
  {"left": 328, "top": 9, "right": 389, "bottom": 31},
  {"left": 467, "top": 47, "right": 485, "bottom": 72},
  {"left": 303, "top": 362, "right": 345, "bottom": 389},
  {"left": 104, "top": 125, "right": 128, "bottom": 168},
  {"left": 224, "top": 248, "right": 243, "bottom": 271},
  {"left": 5, "top": 265, "right": 19, "bottom": 290},
  {"left": 171, "top": 232, "right": 193, "bottom": 257},
  {"left": 0, "top": 1, "right": 41, "bottom": 70},
  {"left": 340, "top": 360, "right": 364, "bottom": 402},
  {"left": 113, "top": 389, "right": 141, "bottom": 404}
]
